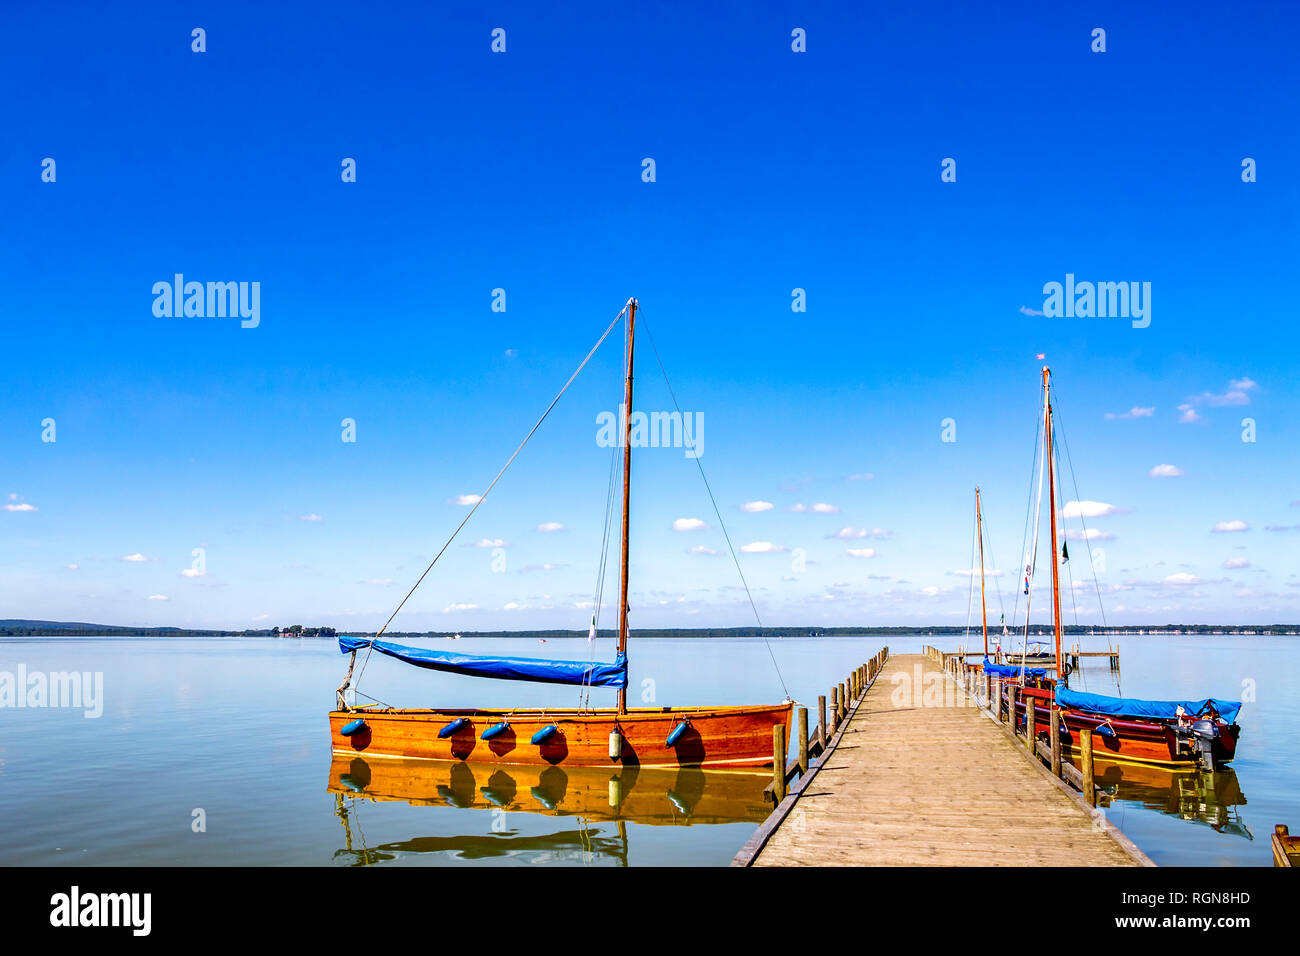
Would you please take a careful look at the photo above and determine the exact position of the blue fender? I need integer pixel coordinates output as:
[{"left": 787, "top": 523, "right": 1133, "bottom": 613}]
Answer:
[
  {"left": 666, "top": 720, "right": 690, "bottom": 748},
  {"left": 531, "top": 724, "right": 559, "bottom": 745},
  {"left": 439, "top": 717, "right": 470, "bottom": 739}
]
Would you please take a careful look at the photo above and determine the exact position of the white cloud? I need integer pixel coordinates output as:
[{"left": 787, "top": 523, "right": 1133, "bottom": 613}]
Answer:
[
  {"left": 788, "top": 504, "right": 807, "bottom": 513},
  {"left": 120, "top": 553, "right": 150, "bottom": 562},
  {"left": 442, "top": 602, "right": 478, "bottom": 613},
  {"left": 846, "top": 548, "right": 877, "bottom": 558},
  {"left": 451, "top": 494, "right": 482, "bottom": 506},
  {"left": 950, "top": 568, "right": 1003, "bottom": 577},
  {"left": 503, "top": 601, "right": 526, "bottom": 610},
  {"left": 1104, "top": 407, "right": 1156, "bottom": 419},
  {"left": 299, "top": 513, "right": 323, "bottom": 522},
  {"left": 1196, "top": 380, "right": 1256, "bottom": 407},
  {"left": 180, "top": 568, "right": 208, "bottom": 578},
  {"left": 687, "top": 545, "right": 720, "bottom": 556},
  {"left": 536, "top": 522, "right": 565, "bottom": 533},
  {"left": 1064, "top": 528, "right": 1114, "bottom": 541},
  {"left": 672, "top": 517, "right": 707, "bottom": 532},
  {"left": 811, "top": 502, "right": 840, "bottom": 514},
  {"left": 252, "top": 614, "right": 270, "bottom": 621},
  {"left": 471, "top": 538, "right": 509, "bottom": 548},
  {"left": 1163, "top": 573, "right": 1200, "bottom": 586},
  {"left": 848, "top": 472, "right": 875, "bottom": 481},
  {"left": 1062, "top": 500, "right": 1123, "bottom": 518},
  {"left": 1179, "top": 379, "right": 1258, "bottom": 421},
  {"left": 1212, "top": 520, "right": 1249, "bottom": 533},
  {"left": 828, "top": 527, "right": 891, "bottom": 540},
  {"left": 65, "top": 563, "right": 79, "bottom": 570},
  {"left": 146, "top": 594, "right": 169, "bottom": 601},
  {"left": 740, "top": 541, "right": 785, "bottom": 553},
  {"left": 362, "top": 577, "right": 394, "bottom": 585},
  {"left": 3, "top": 502, "right": 37, "bottom": 512},
  {"left": 1148, "top": 464, "right": 1184, "bottom": 478},
  {"left": 740, "top": 501, "right": 774, "bottom": 512},
  {"left": 1223, "top": 557, "right": 1251, "bottom": 569}
]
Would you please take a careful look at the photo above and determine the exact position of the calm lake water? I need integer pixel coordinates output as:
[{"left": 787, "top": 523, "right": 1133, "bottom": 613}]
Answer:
[{"left": 0, "top": 633, "right": 1293, "bottom": 866}]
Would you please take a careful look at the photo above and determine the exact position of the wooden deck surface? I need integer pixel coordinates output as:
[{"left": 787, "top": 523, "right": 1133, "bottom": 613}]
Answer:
[{"left": 750, "top": 653, "right": 1143, "bottom": 866}]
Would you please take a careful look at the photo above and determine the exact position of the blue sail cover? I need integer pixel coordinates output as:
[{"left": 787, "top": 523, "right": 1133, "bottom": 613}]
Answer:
[
  {"left": 982, "top": 659, "right": 1046, "bottom": 679},
  {"left": 338, "top": 636, "right": 628, "bottom": 688},
  {"left": 1056, "top": 686, "right": 1241, "bottom": 724}
]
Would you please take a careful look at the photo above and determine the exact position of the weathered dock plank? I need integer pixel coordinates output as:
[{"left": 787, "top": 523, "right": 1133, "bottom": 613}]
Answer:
[{"left": 744, "top": 653, "right": 1148, "bottom": 867}]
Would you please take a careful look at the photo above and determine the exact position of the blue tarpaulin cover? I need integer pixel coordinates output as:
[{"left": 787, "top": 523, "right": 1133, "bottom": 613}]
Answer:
[
  {"left": 338, "top": 636, "right": 628, "bottom": 688},
  {"left": 982, "top": 659, "right": 1047, "bottom": 679},
  {"left": 1055, "top": 686, "right": 1241, "bottom": 724}
]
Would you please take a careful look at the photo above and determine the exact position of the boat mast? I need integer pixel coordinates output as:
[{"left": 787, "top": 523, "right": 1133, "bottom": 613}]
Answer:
[
  {"left": 1043, "top": 366, "right": 1064, "bottom": 680},
  {"left": 617, "top": 298, "right": 637, "bottom": 714},
  {"left": 976, "top": 486, "right": 988, "bottom": 657}
]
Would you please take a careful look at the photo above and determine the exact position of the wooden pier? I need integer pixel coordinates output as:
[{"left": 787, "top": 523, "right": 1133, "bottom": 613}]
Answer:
[
  {"left": 949, "top": 645, "right": 1120, "bottom": 672},
  {"left": 733, "top": 650, "right": 1152, "bottom": 867}
]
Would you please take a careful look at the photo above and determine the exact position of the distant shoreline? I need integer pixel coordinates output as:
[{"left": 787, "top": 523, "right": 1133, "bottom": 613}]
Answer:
[{"left": 3, "top": 621, "right": 1297, "bottom": 638}]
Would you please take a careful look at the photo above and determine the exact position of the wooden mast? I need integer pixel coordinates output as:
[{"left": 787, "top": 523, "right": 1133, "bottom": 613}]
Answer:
[
  {"left": 617, "top": 298, "right": 637, "bottom": 714},
  {"left": 1043, "top": 366, "right": 1064, "bottom": 680},
  {"left": 976, "top": 486, "right": 988, "bottom": 657}
]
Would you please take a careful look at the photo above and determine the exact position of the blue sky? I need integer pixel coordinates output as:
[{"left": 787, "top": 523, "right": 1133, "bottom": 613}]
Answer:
[{"left": 2, "top": 1, "right": 1297, "bottom": 630}]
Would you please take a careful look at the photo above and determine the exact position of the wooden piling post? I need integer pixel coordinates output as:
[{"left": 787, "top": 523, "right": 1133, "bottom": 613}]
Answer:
[
  {"left": 1080, "top": 728, "right": 1095, "bottom": 807},
  {"left": 817, "top": 695, "right": 827, "bottom": 749},
  {"left": 984, "top": 671, "right": 992, "bottom": 710},
  {"left": 1024, "top": 696, "right": 1036, "bottom": 750},
  {"left": 830, "top": 686, "right": 839, "bottom": 733},
  {"left": 1006, "top": 684, "right": 1018, "bottom": 730},
  {"left": 773, "top": 723, "right": 787, "bottom": 802},
  {"left": 797, "top": 707, "right": 809, "bottom": 775},
  {"left": 1050, "top": 707, "right": 1062, "bottom": 778}
]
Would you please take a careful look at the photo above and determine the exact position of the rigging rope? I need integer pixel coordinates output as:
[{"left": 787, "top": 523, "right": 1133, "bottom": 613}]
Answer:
[
  {"left": 352, "top": 302, "right": 631, "bottom": 700},
  {"left": 1050, "top": 396, "right": 1112, "bottom": 639},
  {"left": 641, "top": 313, "right": 791, "bottom": 700}
]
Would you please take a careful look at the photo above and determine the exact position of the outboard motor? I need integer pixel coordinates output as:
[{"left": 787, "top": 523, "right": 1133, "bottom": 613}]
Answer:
[{"left": 1191, "top": 718, "right": 1219, "bottom": 771}]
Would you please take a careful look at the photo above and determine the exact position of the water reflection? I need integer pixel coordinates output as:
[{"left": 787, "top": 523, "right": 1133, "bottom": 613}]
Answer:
[
  {"left": 1093, "top": 760, "right": 1252, "bottom": 839},
  {"left": 328, "top": 755, "right": 771, "bottom": 865}
]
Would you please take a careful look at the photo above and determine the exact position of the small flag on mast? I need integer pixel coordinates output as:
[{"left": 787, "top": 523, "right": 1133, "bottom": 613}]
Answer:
[
  {"left": 1061, "top": 541, "right": 1070, "bottom": 563},
  {"left": 588, "top": 615, "right": 597, "bottom": 644}
]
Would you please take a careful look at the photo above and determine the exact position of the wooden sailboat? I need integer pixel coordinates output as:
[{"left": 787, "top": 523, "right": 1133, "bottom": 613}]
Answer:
[
  {"left": 328, "top": 299, "right": 792, "bottom": 771},
  {"left": 1002, "top": 367, "right": 1242, "bottom": 770}
]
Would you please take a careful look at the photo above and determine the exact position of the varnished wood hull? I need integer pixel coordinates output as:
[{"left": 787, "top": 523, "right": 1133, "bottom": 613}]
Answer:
[
  {"left": 1274, "top": 826, "right": 1298, "bottom": 867},
  {"left": 329, "top": 703, "right": 794, "bottom": 770},
  {"left": 1009, "top": 686, "right": 1239, "bottom": 769},
  {"left": 328, "top": 754, "right": 771, "bottom": 825}
]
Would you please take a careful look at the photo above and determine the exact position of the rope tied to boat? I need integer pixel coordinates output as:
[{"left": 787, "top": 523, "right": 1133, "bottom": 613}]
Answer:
[
  {"left": 641, "top": 310, "right": 791, "bottom": 701},
  {"left": 347, "top": 301, "right": 633, "bottom": 705}
]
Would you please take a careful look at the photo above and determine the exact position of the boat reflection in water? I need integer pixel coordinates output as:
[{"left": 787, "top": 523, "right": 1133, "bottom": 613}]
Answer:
[
  {"left": 328, "top": 754, "right": 771, "bottom": 865},
  {"left": 1089, "top": 758, "right": 1251, "bottom": 839}
]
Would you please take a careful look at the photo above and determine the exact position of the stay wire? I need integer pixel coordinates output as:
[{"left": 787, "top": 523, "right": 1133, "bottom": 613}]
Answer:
[
  {"left": 353, "top": 302, "right": 631, "bottom": 697},
  {"left": 640, "top": 312, "right": 791, "bottom": 700}
]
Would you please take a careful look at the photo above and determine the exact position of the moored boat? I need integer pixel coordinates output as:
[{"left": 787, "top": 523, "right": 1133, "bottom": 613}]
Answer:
[
  {"left": 990, "top": 366, "right": 1242, "bottom": 771},
  {"left": 328, "top": 298, "right": 791, "bottom": 771},
  {"left": 1274, "top": 825, "right": 1299, "bottom": 867}
]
